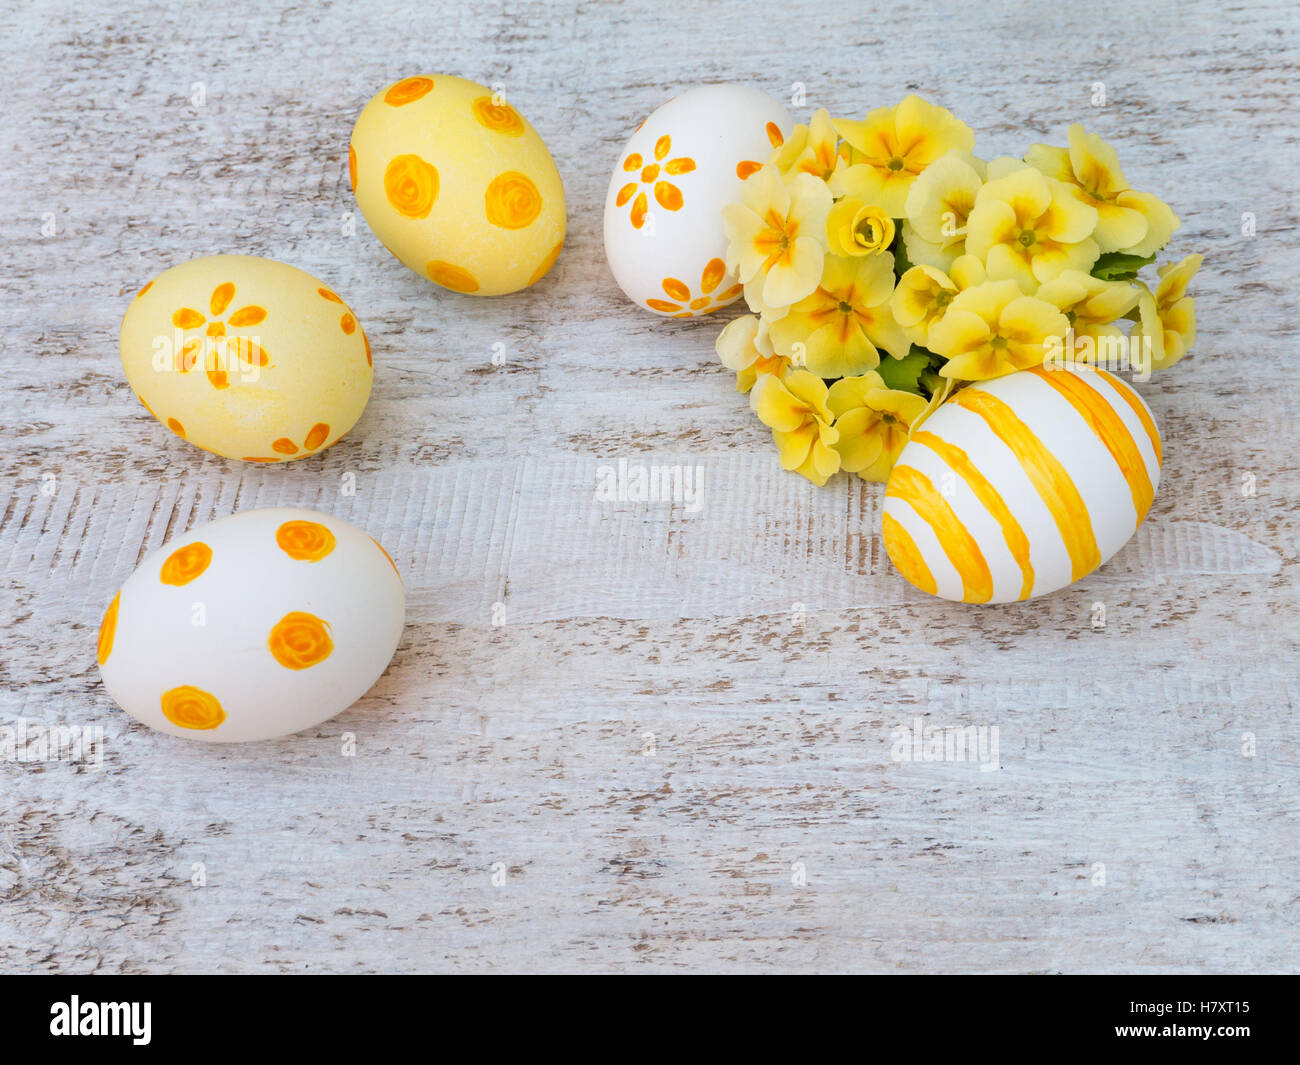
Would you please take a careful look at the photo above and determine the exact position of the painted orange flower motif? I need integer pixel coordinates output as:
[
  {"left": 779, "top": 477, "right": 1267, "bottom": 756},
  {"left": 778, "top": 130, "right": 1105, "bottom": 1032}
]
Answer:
[
  {"left": 268, "top": 421, "right": 331, "bottom": 458},
  {"left": 427, "top": 260, "right": 480, "bottom": 293},
  {"left": 160, "top": 685, "right": 226, "bottom": 730},
  {"left": 385, "top": 153, "right": 439, "bottom": 218},
  {"left": 737, "top": 121, "right": 786, "bottom": 180},
  {"left": 615, "top": 134, "right": 696, "bottom": 230},
  {"left": 645, "top": 258, "right": 744, "bottom": 317},
  {"left": 472, "top": 96, "right": 525, "bottom": 136},
  {"left": 268, "top": 612, "right": 334, "bottom": 670},
  {"left": 171, "top": 283, "right": 269, "bottom": 389},
  {"left": 276, "top": 520, "right": 336, "bottom": 562},
  {"left": 160, "top": 542, "right": 213, "bottom": 586},
  {"left": 97, "top": 591, "right": 120, "bottom": 666},
  {"left": 484, "top": 171, "right": 542, "bottom": 229},
  {"left": 384, "top": 76, "right": 433, "bottom": 107}
]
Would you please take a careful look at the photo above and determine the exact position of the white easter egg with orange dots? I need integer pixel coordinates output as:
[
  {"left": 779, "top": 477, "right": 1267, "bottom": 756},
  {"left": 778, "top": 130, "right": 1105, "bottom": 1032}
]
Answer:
[
  {"left": 120, "top": 255, "right": 373, "bottom": 463},
  {"left": 349, "top": 74, "right": 566, "bottom": 296},
  {"left": 603, "top": 84, "right": 793, "bottom": 317},
  {"left": 883, "top": 367, "right": 1162, "bottom": 603},
  {"left": 97, "top": 507, "right": 405, "bottom": 743}
]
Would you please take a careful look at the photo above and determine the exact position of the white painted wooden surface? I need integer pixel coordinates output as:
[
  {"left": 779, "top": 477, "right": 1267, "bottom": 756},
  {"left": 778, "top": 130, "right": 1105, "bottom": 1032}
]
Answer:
[{"left": 1, "top": 0, "right": 1297, "bottom": 973}]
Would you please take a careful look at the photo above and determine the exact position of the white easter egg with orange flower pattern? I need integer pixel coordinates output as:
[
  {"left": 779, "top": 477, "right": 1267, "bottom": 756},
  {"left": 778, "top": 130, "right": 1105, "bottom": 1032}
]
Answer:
[
  {"left": 349, "top": 74, "right": 566, "bottom": 297},
  {"left": 120, "top": 255, "right": 373, "bottom": 463},
  {"left": 603, "top": 84, "right": 792, "bottom": 317},
  {"left": 97, "top": 507, "right": 404, "bottom": 743}
]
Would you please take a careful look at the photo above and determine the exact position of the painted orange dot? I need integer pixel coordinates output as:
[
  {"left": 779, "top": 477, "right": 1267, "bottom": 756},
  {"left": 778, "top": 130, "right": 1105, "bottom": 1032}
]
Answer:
[
  {"left": 484, "top": 171, "right": 542, "bottom": 229},
  {"left": 318, "top": 287, "right": 343, "bottom": 304},
  {"left": 228, "top": 305, "right": 266, "bottom": 326},
  {"left": 718, "top": 283, "right": 744, "bottom": 301},
  {"left": 528, "top": 240, "right": 563, "bottom": 286},
  {"left": 268, "top": 612, "right": 334, "bottom": 670},
  {"left": 615, "top": 182, "right": 637, "bottom": 207},
  {"left": 341, "top": 312, "right": 357, "bottom": 334},
  {"left": 384, "top": 76, "right": 433, "bottom": 106},
  {"left": 689, "top": 297, "right": 711, "bottom": 310},
  {"left": 630, "top": 191, "right": 648, "bottom": 229},
  {"left": 210, "top": 283, "right": 235, "bottom": 317},
  {"left": 737, "top": 160, "right": 762, "bottom": 180},
  {"left": 662, "top": 277, "right": 691, "bottom": 302},
  {"left": 640, "top": 163, "right": 660, "bottom": 183},
  {"left": 384, "top": 154, "right": 439, "bottom": 219},
  {"left": 97, "top": 591, "right": 119, "bottom": 666},
  {"left": 362, "top": 330, "right": 372, "bottom": 367},
  {"left": 622, "top": 153, "right": 643, "bottom": 172},
  {"left": 701, "top": 257, "right": 726, "bottom": 294},
  {"left": 136, "top": 281, "right": 153, "bottom": 299},
  {"left": 160, "top": 541, "right": 213, "bottom": 586},
  {"left": 665, "top": 157, "right": 695, "bottom": 175},
  {"left": 427, "top": 260, "right": 480, "bottom": 293},
  {"left": 646, "top": 299, "right": 679, "bottom": 313},
  {"left": 304, "top": 422, "right": 330, "bottom": 450},
  {"left": 472, "top": 96, "right": 525, "bottom": 136},
  {"left": 160, "top": 685, "right": 226, "bottom": 731},
  {"left": 166, "top": 417, "right": 185, "bottom": 438},
  {"left": 207, "top": 366, "right": 229, "bottom": 389},
  {"left": 766, "top": 122, "right": 784, "bottom": 148},
  {"left": 654, "top": 135, "right": 671, "bottom": 160},
  {"left": 276, "top": 520, "right": 336, "bottom": 562},
  {"left": 272, "top": 437, "right": 299, "bottom": 455},
  {"left": 371, "top": 537, "right": 401, "bottom": 580},
  {"left": 654, "top": 182, "right": 683, "bottom": 211},
  {"left": 173, "top": 308, "right": 204, "bottom": 329},
  {"left": 206, "top": 320, "right": 226, "bottom": 338},
  {"left": 242, "top": 456, "right": 279, "bottom": 463},
  {"left": 348, "top": 144, "right": 357, "bottom": 191}
]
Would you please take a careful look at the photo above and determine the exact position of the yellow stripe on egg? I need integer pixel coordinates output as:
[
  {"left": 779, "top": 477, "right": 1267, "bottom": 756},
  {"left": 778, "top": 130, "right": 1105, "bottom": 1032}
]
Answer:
[
  {"left": 953, "top": 387, "right": 1101, "bottom": 583},
  {"left": 886, "top": 464, "right": 994, "bottom": 604}
]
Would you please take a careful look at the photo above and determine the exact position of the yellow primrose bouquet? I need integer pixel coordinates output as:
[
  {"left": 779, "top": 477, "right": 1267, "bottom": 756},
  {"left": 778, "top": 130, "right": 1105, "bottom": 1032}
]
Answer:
[{"left": 716, "top": 95, "right": 1202, "bottom": 487}]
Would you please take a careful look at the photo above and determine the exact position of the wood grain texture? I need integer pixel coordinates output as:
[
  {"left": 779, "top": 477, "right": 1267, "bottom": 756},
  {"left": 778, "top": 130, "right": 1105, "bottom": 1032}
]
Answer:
[{"left": 1, "top": 0, "right": 1298, "bottom": 973}]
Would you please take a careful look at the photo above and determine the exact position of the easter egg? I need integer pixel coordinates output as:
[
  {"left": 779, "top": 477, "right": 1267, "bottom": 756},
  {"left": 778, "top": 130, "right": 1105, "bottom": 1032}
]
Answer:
[
  {"left": 96, "top": 507, "right": 404, "bottom": 743},
  {"left": 349, "top": 74, "right": 566, "bottom": 296},
  {"left": 882, "top": 367, "right": 1162, "bottom": 603},
  {"left": 603, "top": 84, "right": 792, "bottom": 318},
  {"left": 120, "top": 255, "right": 373, "bottom": 463}
]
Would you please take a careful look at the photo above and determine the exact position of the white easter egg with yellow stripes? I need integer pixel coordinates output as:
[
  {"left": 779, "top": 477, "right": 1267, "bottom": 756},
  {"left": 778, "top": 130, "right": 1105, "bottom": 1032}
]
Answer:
[{"left": 882, "top": 367, "right": 1162, "bottom": 603}]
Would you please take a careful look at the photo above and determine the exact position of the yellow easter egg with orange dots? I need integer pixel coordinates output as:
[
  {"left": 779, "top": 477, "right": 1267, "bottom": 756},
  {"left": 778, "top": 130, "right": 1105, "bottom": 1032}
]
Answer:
[
  {"left": 350, "top": 74, "right": 566, "bottom": 296},
  {"left": 120, "top": 255, "right": 373, "bottom": 462}
]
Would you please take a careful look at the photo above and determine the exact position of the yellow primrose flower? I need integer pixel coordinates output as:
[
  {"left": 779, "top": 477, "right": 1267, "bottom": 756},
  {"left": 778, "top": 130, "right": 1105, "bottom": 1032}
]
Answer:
[
  {"left": 928, "top": 279, "right": 1070, "bottom": 380},
  {"left": 831, "top": 95, "right": 975, "bottom": 217},
  {"left": 826, "top": 197, "right": 895, "bottom": 257},
  {"left": 890, "top": 254, "right": 986, "bottom": 348},
  {"left": 1133, "top": 253, "right": 1201, "bottom": 369},
  {"left": 965, "top": 166, "right": 1100, "bottom": 293},
  {"left": 767, "top": 252, "right": 910, "bottom": 378},
  {"left": 901, "top": 150, "right": 985, "bottom": 270},
  {"left": 1036, "top": 269, "right": 1141, "bottom": 343},
  {"left": 1026, "top": 124, "right": 1179, "bottom": 256},
  {"left": 722, "top": 165, "right": 832, "bottom": 319},
  {"left": 753, "top": 370, "right": 841, "bottom": 486},
  {"left": 715, "top": 313, "right": 787, "bottom": 393},
  {"left": 771, "top": 108, "right": 845, "bottom": 183},
  {"left": 827, "top": 372, "right": 930, "bottom": 482}
]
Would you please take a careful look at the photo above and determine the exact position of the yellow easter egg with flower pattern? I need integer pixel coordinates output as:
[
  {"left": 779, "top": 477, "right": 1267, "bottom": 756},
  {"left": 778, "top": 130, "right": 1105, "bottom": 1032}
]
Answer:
[
  {"left": 349, "top": 75, "right": 566, "bottom": 296},
  {"left": 120, "top": 255, "right": 373, "bottom": 463}
]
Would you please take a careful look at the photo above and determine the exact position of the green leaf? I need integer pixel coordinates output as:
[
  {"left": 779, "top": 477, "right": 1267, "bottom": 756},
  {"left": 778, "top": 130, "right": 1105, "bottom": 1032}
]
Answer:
[
  {"left": 876, "top": 348, "right": 931, "bottom": 394},
  {"left": 1091, "top": 251, "right": 1156, "bottom": 281},
  {"left": 890, "top": 225, "right": 912, "bottom": 278}
]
